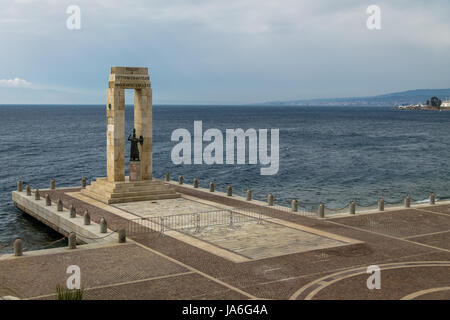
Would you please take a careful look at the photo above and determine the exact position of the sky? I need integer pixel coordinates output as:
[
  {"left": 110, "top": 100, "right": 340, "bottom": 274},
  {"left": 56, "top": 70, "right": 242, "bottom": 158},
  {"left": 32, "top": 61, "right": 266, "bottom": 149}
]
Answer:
[{"left": 1, "top": 0, "right": 449, "bottom": 104}]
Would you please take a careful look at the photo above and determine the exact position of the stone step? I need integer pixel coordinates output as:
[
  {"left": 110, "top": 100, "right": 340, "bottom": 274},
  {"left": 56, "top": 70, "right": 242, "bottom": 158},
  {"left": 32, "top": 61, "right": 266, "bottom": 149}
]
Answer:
[
  {"left": 109, "top": 189, "right": 177, "bottom": 198},
  {"left": 107, "top": 193, "right": 180, "bottom": 204}
]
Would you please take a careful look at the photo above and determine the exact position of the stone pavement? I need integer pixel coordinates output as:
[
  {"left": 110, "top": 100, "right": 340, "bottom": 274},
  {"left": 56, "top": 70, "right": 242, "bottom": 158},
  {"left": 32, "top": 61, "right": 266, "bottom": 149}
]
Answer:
[{"left": 2, "top": 187, "right": 449, "bottom": 300}]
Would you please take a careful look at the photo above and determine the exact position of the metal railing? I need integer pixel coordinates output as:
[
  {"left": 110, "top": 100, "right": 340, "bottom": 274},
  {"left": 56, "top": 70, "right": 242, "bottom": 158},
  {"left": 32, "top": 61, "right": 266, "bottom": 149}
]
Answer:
[{"left": 127, "top": 207, "right": 266, "bottom": 237}]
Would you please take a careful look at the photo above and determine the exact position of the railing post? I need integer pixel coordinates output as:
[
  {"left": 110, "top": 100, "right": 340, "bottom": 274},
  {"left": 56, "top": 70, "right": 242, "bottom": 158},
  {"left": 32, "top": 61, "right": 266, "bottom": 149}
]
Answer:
[
  {"left": 318, "top": 204, "right": 325, "bottom": 218},
  {"left": 292, "top": 199, "right": 298, "bottom": 212},
  {"left": 178, "top": 175, "right": 183, "bottom": 185},
  {"left": 57, "top": 199, "right": 63, "bottom": 212},
  {"left": 50, "top": 179, "right": 55, "bottom": 190},
  {"left": 229, "top": 210, "right": 233, "bottom": 227},
  {"left": 193, "top": 178, "right": 199, "bottom": 188},
  {"left": 26, "top": 185, "right": 31, "bottom": 196},
  {"left": 404, "top": 195, "right": 410, "bottom": 208},
  {"left": 160, "top": 217, "right": 165, "bottom": 236},
  {"left": 209, "top": 181, "right": 215, "bottom": 192},
  {"left": 267, "top": 194, "right": 274, "bottom": 206},
  {"left": 349, "top": 201, "right": 356, "bottom": 215},
  {"left": 81, "top": 177, "right": 87, "bottom": 188},
  {"left": 378, "top": 198, "right": 384, "bottom": 211},
  {"left": 17, "top": 181, "right": 23, "bottom": 192},
  {"left": 429, "top": 193, "right": 435, "bottom": 205},
  {"left": 35, "top": 189, "right": 40, "bottom": 201},
  {"left": 246, "top": 190, "right": 252, "bottom": 201},
  {"left": 227, "top": 186, "right": 232, "bottom": 196},
  {"left": 258, "top": 211, "right": 263, "bottom": 224},
  {"left": 99, "top": 218, "right": 107, "bottom": 233},
  {"left": 165, "top": 172, "right": 170, "bottom": 182},
  {"left": 69, "top": 205, "right": 76, "bottom": 218},
  {"left": 83, "top": 210, "right": 91, "bottom": 225},
  {"left": 118, "top": 229, "right": 126, "bottom": 243},
  {"left": 195, "top": 213, "right": 200, "bottom": 233}
]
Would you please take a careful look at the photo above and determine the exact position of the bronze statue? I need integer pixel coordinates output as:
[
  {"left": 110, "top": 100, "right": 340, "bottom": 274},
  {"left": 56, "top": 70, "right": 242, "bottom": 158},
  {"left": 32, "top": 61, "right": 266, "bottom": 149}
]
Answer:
[{"left": 128, "top": 129, "right": 144, "bottom": 161}]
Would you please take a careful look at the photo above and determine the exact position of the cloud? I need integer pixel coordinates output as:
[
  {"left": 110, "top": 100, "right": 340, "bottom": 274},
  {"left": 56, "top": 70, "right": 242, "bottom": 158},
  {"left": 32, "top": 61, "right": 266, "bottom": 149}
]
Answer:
[{"left": 0, "top": 78, "right": 32, "bottom": 87}]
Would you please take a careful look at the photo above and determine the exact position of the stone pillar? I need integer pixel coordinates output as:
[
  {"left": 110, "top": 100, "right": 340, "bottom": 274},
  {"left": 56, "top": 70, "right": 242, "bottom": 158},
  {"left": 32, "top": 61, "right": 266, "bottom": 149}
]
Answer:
[
  {"left": 267, "top": 194, "right": 274, "bottom": 206},
  {"left": 193, "top": 178, "right": 199, "bottom": 188},
  {"left": 106, "top": 86, "right": 125, "bottom": 182},
  {"left": 81, "top": 177, "right": 86, "bottom": 188},
  {"left": 178, "top": 175, "right": 184, "bottom": 185},
  {"left": 429, "top": 193, "right": 435, "bottom": 205},
  {"left": 227, "top": 186, "right": 232, "bottom": 196},
  {"left": 118, "top": 229, "right": 126, "bottom": 243},
  {"left": 404, "top": 195, "right": 410, "bottom": 208},
  {"left": 35, "top": 189, "right": 40, "bottom": 200},
  {"left": 129, "top": 161, "right": 141, "bottom": 181},
  {"left": 318, "top": 204, "right": 325, "bottom": 218},
  {"left": 68, "top": 232, "right": 76, "bottom": 249},
  {"left": 57, "top": 199, "right": 63, "bottom": 212},
  {"left": 100, "top": 217, "right": 107, "bottom": 233},
  {"left": 69, "top": 205, "right": 76, "bottom": 218},
  {"left": 378, "top": 198, "right": 384, "bottom": 211},
  {"left": 26, "top": 185, "right": 31, "bottom": 196},
  {"left": 45, "top": 194, "right": 51, "bottom": 206},
  {"left": 14, "top": 238, "right": 23, "bottom": 256},
  {"left": 292, "top": 199, "right": 298, "bottom": 212},
  {"left": 50, "top": 179, "right": 55, "bottom": 190},
  {"left": 83, "top": 211, "right": 91, "bottom": 225},
  {"left": 165, "top": 172, "right": 170, "bottom": 181},
  {"left": 247, "top": 190, "right": 252, "bottom": 201},
  {"left": 349, "top": 201, "right": 356, "bottom": 215},
  {"left": 17, "top": 181, "right": 23, "bottom": 192},
  {"left": 209, "top": 181, "right": 215, "bottom": 192},
  {"left": 134, "top": 87, "right": 152, "bottom": 180}
]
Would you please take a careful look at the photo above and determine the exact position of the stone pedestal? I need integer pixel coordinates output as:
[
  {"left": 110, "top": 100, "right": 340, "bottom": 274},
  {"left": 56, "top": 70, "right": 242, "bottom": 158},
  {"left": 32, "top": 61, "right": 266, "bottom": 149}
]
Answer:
[{"left": 129, "top": 161, "right": 141, "bottom": 181}]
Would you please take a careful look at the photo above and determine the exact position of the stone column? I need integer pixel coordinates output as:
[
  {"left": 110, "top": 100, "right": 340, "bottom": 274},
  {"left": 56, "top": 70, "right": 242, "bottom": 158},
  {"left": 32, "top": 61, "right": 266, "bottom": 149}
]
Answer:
[
  {"left": 246, "top": 190, "right": 252, "bottom": 201},
  {"left": 17, "top": 181, "right": 23, "bottom": 192},
  {"left": 318, "top": 204, "right": 325, "bottom": 218},
  {"left": 134, "top": 87, "right": 152, "bottom": 180},
  {"left": 106, "top": 87, "right": 125, "bottom": 182},
  {"left": 227, "top": 186, "right": 232, "bottom": 196},
  {"left": 292, "top": 199, "right": 298, "bottom": 212},
  {"left": 378, "top": 198, "right": 384, "bottom": 211},
  {"left": 429, "top": 193, "right": 435, "bottom": 205},
  {"left": 349, "top": 201, "right": 356, "bottom": 215}
]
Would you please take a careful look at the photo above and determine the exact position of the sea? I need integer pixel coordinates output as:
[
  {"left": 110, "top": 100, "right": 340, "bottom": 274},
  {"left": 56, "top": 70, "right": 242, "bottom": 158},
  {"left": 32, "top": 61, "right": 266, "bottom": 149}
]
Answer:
[{"left": 1, "top": 105, "right": 450, "bottom": 252}]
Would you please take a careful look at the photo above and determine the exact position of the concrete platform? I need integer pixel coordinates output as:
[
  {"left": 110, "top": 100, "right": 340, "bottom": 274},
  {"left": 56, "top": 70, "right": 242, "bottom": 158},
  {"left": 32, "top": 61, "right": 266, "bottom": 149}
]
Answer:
[{"left": 3, "top": 183, "right": 450, "bottom": 300}]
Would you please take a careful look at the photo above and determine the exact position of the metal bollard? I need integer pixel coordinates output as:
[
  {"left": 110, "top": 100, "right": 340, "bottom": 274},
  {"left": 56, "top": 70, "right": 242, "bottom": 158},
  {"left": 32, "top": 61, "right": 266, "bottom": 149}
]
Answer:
[
  {"left": 17, "top": 181, "right": 23, "bottom": 192},
  {"left": 179, "top": 175, "right": 183, "bottom": 185},
  {"left": 81, "top": 177, "right": 86, "bottom": 188},
  {"left": 165, "top": 172, "right": 170, "bottom": 182},
  {"left": 404, "top": 195, "right": 411, "bottom": 208},
  {"left": 195, "top": 213, "right": 201, "bottom": 233},
  {"left": 26, "top": 185, "right": 31, "bottom": 196},
  {"left": 193, "top": 178, "right": 199, "bottom": 188},
  {"left": 57, "top": 199, "right": 63, "bottom": 212},
  {"left": 69, "top": 205, "right": 76, "bottom": 218},
  {"left": 378, "top": 198, "right": 384, "bottom": 211},
  {"left": 229, "top": 210, "right": 233, "bottom": 227},
  {"left": 267, "top": 194, "right": 274, "bottom": 206},
  {"left": 209, "top": 181, "right": 215, "bottom": 192},
  {"left": 35, "top": 189, "right": 40, "bottom": 200},
  {"left": 68, "top": 232, "right": 76, "bottom": 249},
  {"left": 45, "top": 194, "right": 52, "bottom": 206},
  {"left": 318, "top": 204, "right": 325, "bottom": 218},
  {"left": 247, "top": 190, "right": 252, "bottom": 201},
  {"left": 227, "top": 186, "right": 232, "bottom": 196},
  {"left": 118, "top": 229, "right": 126, "bottom": 243},
  {"left": 99, "top": 217, "right": 107, "bottom": 233},
  {"left": 14, "top": 238, "right": 23, "bottom": 256},
  {"left": 349, "top": 201, "right": 356, "bottom": 215},
  {"left": 50, "top": 179, "right": 55, "bottom": 190},
  {"left": 83, "top": 211, "right": 91, "bottom": 225},
  {"left": 429, "top": 193, "right": 435, "bottom": 205},
  {"left": 292, "top": 199, "right": 298, "bottom": 212}
]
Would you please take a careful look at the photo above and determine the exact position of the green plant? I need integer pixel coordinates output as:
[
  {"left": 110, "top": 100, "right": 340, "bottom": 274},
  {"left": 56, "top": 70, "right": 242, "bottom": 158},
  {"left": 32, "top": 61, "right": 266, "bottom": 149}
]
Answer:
[{"left": 56, "top": 284, "right": 84, "bottom": 300}]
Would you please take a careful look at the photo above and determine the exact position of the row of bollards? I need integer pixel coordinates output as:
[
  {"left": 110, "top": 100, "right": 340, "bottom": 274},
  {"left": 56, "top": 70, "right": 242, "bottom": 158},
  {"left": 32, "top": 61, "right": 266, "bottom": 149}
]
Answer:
[{"left": 18, "top": 178, "right": 88, "bottom": 193}]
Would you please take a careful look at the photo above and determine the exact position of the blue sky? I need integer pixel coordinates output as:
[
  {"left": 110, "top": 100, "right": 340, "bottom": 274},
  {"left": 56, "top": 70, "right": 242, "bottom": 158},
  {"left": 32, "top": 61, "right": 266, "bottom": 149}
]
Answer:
[{"left": 1, "top": 0, "right": 449, "bottom": 104}]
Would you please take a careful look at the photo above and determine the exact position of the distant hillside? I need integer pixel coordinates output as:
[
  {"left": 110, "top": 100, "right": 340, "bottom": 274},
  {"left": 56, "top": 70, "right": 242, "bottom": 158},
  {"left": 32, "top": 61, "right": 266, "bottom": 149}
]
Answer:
[{"left": 259, "top": 89, "right": 450, "bottom": 106}]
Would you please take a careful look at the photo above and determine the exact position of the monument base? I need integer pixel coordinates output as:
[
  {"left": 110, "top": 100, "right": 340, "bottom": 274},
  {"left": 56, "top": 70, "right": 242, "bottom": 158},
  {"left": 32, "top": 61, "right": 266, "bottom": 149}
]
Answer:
[
  {"left": 81, "top": 177, "right": 180, "bottom": 204},
  {"left": 129, "top": 161, "right": 141, "bottom": 181}
]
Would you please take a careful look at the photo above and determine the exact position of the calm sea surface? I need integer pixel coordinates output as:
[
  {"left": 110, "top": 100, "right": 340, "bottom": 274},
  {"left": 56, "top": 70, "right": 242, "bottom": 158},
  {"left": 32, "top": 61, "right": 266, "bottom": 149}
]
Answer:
[{"left": 1, "top": 105, "right": 450, "bottom": 252}]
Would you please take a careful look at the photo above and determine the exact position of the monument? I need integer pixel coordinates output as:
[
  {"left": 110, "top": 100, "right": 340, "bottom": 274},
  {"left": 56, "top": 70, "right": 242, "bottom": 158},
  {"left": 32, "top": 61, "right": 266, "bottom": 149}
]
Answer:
[{"left": 81, "top": 66, "right": 179, "bottom": 204}]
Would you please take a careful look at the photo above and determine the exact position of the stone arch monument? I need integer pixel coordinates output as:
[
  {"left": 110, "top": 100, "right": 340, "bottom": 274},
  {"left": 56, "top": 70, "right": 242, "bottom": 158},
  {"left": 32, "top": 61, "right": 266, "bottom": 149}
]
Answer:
[{"left": 82, "top": 66, "right": 179, "bottom": 204}]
